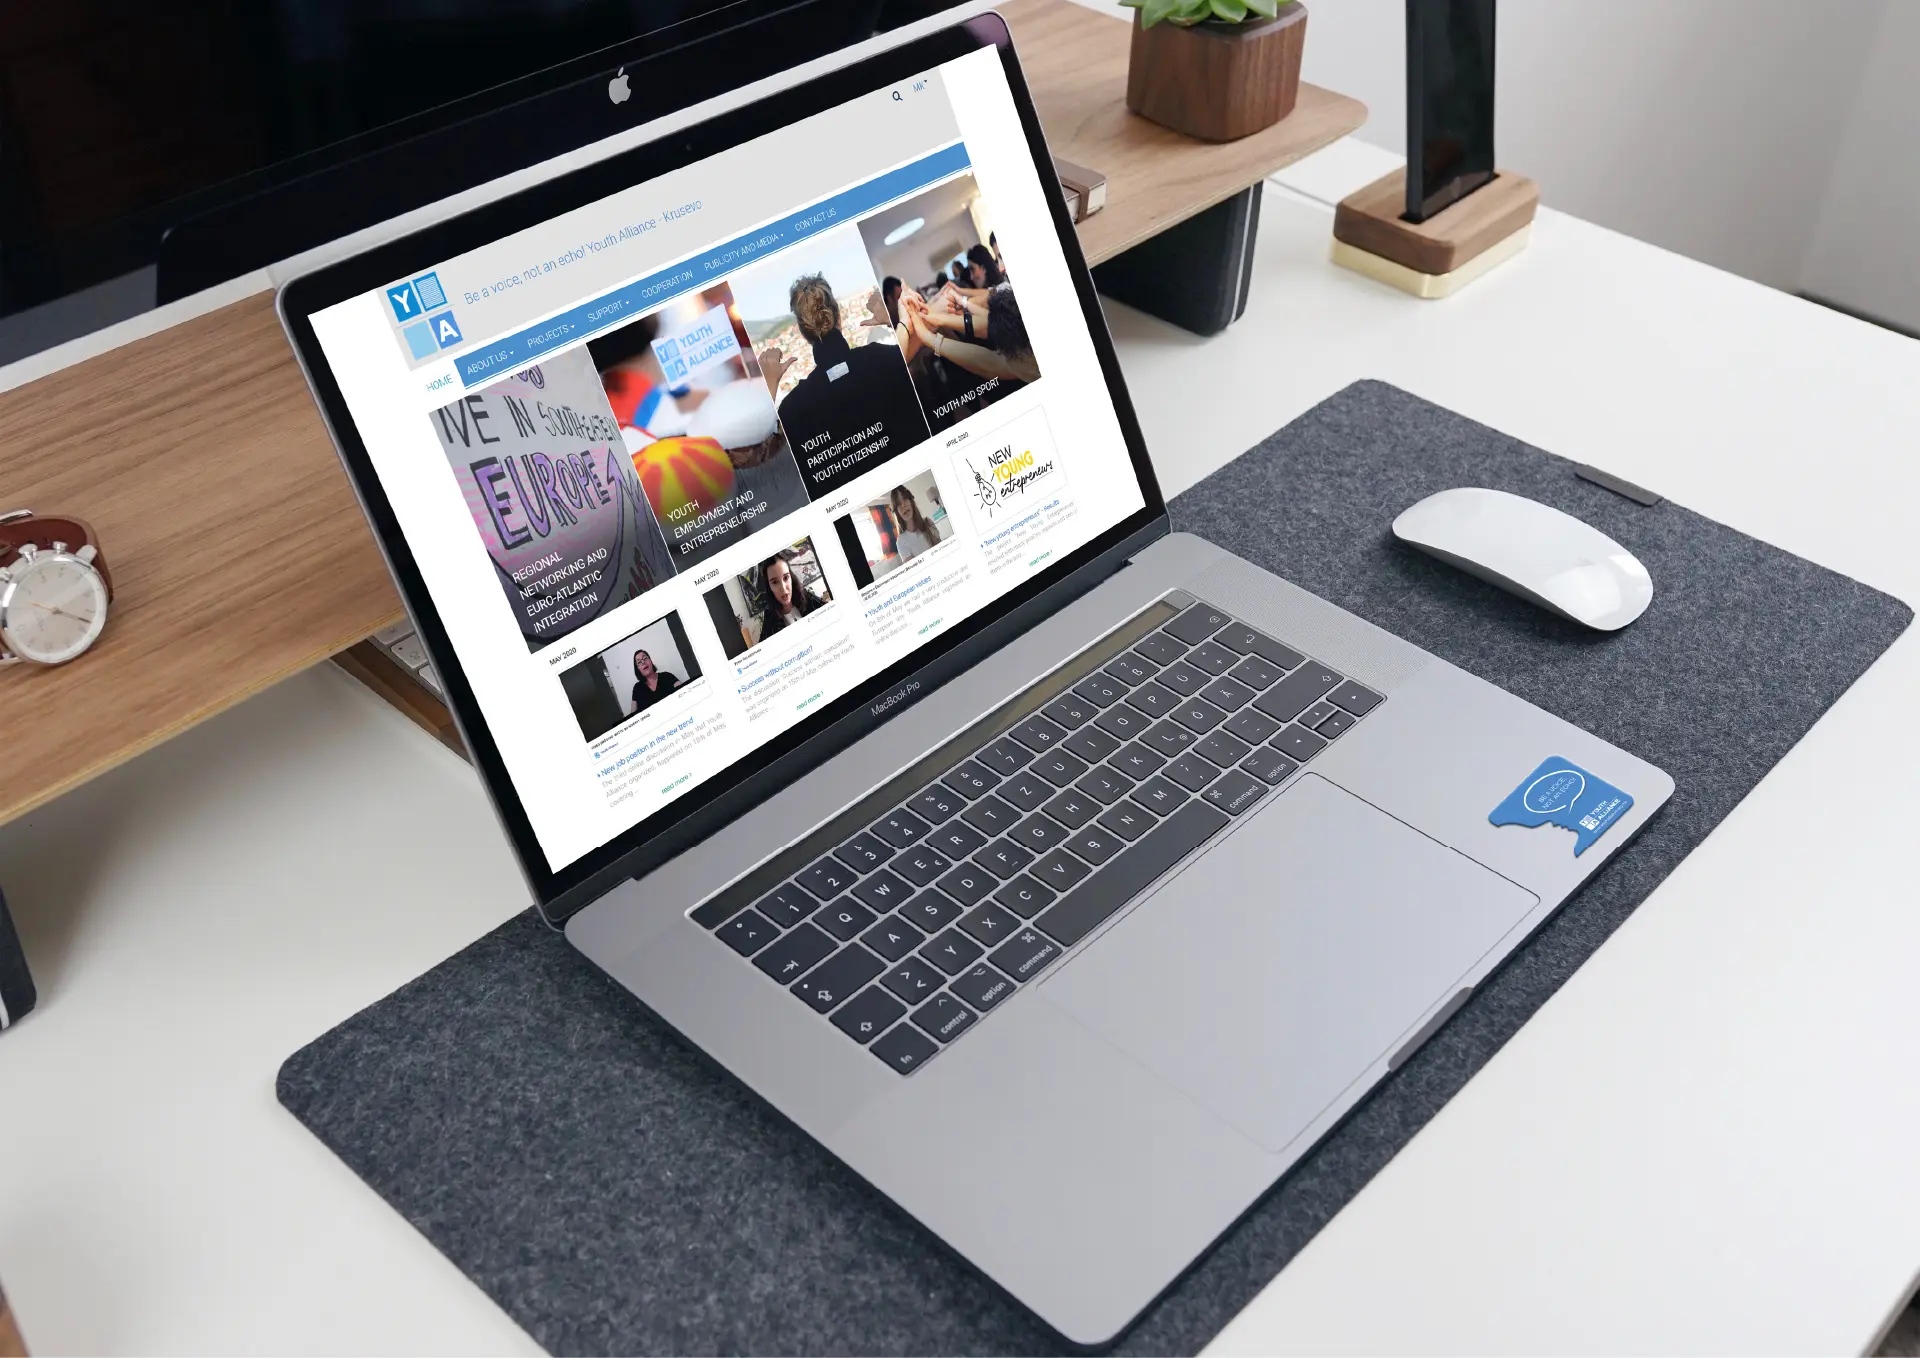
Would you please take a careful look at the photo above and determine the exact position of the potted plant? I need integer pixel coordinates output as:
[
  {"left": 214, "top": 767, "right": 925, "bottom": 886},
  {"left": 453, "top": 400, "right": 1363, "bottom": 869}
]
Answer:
[{"left": 1121, "top": 0, "right": 1309, "bottom": 143}]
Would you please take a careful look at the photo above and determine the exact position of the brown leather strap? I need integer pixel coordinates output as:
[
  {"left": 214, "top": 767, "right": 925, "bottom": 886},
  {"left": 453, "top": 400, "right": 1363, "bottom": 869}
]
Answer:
[{"left": 0, "top": 512, "right": 111, "bottom": 600}]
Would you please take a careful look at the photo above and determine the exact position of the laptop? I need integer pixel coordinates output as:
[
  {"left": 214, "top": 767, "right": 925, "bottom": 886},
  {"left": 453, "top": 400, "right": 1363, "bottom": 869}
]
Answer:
[{"left": 280, "top": 14, "right": 1672, "bottom": 1344}]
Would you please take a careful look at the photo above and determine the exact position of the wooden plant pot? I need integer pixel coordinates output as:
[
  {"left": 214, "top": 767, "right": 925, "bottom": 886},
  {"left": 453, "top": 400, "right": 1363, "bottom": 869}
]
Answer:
[{"left": 1125, "top": 3, "right": 1308, "bottom": 143}]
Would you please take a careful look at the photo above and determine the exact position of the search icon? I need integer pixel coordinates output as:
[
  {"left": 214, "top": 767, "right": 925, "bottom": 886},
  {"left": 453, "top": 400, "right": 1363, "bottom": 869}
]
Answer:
[{"left": 891, "top": 90, "right": 903, "bottom": 102}]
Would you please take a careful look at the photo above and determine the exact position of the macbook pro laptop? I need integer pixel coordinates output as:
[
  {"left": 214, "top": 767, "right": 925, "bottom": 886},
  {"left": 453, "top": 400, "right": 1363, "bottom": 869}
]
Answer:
[{"left": 280, "top": 14, "right": 1673, "bottom": 1344}]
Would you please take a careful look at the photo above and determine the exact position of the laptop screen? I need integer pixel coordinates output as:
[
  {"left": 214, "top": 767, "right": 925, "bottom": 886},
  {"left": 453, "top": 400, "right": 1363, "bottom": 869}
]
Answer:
[{"left": 305, "top": 42, "right": 1149, "bottom": 880}]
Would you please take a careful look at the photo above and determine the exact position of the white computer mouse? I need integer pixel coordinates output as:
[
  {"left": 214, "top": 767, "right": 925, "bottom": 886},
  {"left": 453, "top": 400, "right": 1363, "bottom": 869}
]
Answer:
[{"left": 1392, "top": 486, "right": 1653, "bottom": 631}]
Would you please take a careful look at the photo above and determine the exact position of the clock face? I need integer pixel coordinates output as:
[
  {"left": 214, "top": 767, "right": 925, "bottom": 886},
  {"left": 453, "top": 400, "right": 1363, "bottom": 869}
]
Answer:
[{"left": 0, "top": 553, "right": 109, "bottom": 664}]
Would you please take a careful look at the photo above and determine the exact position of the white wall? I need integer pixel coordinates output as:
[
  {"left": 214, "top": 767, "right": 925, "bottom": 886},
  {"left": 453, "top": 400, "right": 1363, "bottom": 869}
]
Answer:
[
  {"left": 1799, "top": 0, "right": 1920, "bottom": 333},
  {"left": 1291, "top": 0, "right": 1887, "bottom": 292}
]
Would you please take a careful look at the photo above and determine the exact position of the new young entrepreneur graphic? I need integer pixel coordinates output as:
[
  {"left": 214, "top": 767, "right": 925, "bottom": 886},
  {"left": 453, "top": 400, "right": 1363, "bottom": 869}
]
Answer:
[{"left": 313, "top": 48, "right": 1144, "bottom": 871}]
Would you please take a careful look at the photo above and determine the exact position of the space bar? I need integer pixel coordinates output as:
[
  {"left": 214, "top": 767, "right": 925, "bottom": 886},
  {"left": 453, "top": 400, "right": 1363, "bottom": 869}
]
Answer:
[{"left": 1034, "top": 799, "right": 1231, "bottom": 947}]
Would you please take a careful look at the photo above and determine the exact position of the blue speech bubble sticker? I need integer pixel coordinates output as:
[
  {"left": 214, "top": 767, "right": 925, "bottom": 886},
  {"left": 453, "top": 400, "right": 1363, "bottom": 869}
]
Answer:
[{"left": 1489, "top": 757, "right": 1634, "bottom": 856}]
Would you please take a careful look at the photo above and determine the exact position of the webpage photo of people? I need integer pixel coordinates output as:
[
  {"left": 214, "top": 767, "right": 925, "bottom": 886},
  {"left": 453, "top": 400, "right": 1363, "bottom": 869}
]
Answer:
[
  {"left": 703, "top": 535, "right": 834, "bottom": 661},
  {"left": 728, "top": 226, "right": 931, "bottom": 499},
  {"left": 426, "top": 347, "right": 677, "bottom": 653},
  {"left": 587, "top": 283, "right": 811, "bottom": 570},
  {"left": 834, "top": 467, "right": 952, "bottom": 590},
  {"left": 559, "top": 609, "right": 704, "bottom": 742},
  {"left": 859, "top": 172, "right": 1039, "bottom": 435}
]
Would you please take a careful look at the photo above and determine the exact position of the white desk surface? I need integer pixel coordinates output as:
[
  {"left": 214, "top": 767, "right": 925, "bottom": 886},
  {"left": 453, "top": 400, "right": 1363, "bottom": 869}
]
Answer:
[{"left": 3, "top": 136, "right": 1918, "bottom": 1355}]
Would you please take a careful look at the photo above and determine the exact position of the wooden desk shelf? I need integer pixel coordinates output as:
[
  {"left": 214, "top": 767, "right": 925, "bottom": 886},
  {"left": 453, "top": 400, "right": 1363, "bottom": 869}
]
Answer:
[{"left": 0, "top": 0, "right": 1362, "bottom": 826}]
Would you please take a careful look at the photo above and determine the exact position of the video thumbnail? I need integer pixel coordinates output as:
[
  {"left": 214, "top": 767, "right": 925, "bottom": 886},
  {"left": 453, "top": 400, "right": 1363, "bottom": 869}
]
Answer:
[
  {"left": 833, "top": 467, "right": 951, "bottom": 591},
  {"left": 558, "top": 609, "right": 704, "bottom": 741},
  {"left": 703, "top": 535, "right": 835, "bottom": 661}
]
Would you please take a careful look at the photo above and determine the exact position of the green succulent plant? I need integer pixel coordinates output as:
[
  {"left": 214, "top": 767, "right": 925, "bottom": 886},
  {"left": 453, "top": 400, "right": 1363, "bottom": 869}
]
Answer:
[{"left": 1121, "top": 0, "right": 1286, "bottom": 27}]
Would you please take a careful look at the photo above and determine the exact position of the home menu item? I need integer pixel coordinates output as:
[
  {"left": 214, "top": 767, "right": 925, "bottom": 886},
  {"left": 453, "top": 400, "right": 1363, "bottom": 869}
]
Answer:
[{"left": 306, "top": 45, "right": 1147, "bottom": 873}]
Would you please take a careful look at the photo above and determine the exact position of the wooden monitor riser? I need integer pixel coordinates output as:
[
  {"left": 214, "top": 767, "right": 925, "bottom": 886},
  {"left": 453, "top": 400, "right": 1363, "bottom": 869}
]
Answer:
[{"left": 0, "top": 0, "right": 1364, "bottom": 826}]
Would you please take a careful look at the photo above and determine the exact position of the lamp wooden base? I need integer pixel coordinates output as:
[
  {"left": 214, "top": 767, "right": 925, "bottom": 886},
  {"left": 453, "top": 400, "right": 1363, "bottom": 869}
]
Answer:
[{"left": 1331, "top": 167, "right": 1538, "bottom": 298}]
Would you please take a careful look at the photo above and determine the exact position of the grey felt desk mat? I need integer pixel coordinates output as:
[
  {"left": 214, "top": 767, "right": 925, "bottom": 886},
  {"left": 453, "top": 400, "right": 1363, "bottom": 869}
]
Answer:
[{"left": 279, "top": 380, "right": 1911, "bottom": 1355}]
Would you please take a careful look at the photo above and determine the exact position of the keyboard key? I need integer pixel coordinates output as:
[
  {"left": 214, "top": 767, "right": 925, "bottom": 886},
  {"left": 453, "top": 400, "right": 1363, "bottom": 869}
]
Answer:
[
  {"left": 998, "top": 769, "right": 1054, "bottom": 812},
  {"left": 797, "top": 857, "right": 857, "bottom": 900},
  {"left": 1095, "top": 704, "right": 1152, "bottom": 740},
  {"left": 753, "top": 922, "right": 836, "bottom": 982},
  {"left": 898, "top": 890, "right": 964, "bottom": 933},
  {"left": 1065, "top": 824, "right": 1124, "bottom": 866},
  {"left": 1228, "top": 654, "right": 1286, "bottom": 690},
  {"left": 1299, "top": 699, "right": 1340, "bottom": 729},
  {"left": 961, "top": 794, "right": 1021, "bottom": 835},
  {"left": 1203, "top": 768, "right": 1268, "bottom": 816},
  {"left": 921, "top": 928, "right": 985, "bottom": 975},
  {"left": 1043, "top": 693, "right": 1098, "bottom": 729},
  {"left": 1010, "top": 813, "right": 1069, "bottom": 854},
  {"left": 1240, "top": 746, "right": 1301, "bottom": 784},
  {"left": 1104, "top": 652, "right": 1156, "bottom": 686},
  {"left": 1009, "top": 714, "right": 1069, "bottom": 754},
  {"left": 1210, "top": 622, "right": 1264, "bottom": 655},
  {"left": 912, "top": 992, "right": 978, "bottom": 1043},
  {"left": 1098, "top": 799, "right": 1155, "bottom": 842},
  {"left": 690, "top": 892, "right": 751, "bottom": 929},
  {"left": 1141, "top": 721, "right": 1197, "bottom": 757},
  {"left": 937, "top": 862, "right": 997, "bottom": 907},
  {"left": 1194, "top": 730, "right": 1252, "bottom": 768},
  {"left": 1156, "top": 661, "right": 1211, "bottom": 697},
  {"left": 1075, "top": 764, "right": 1135, "bottom": 804},
  {"left": 974, "top": 839, "right": 1036, "bottom": 879},
  {"left": 1061, "top": 724, "right": 1122, "bottom": 764},
  {"left": 1165, "top": 602, "right": 1231, "bottom": 644},
  {"left": 1033, "top": 848, "right": 1093, "bottom": 891},
  {"left": 833, "top": 833, "right": 895, "bottom": 874},
  {"left": 977, "top": 736, "right": 1033, "bottom": 777},
  {"left": 1133, "top": 631, "right": 1188, "bottom": 666},
  {"left": 1200, "top": 676, "right": 1257, "bottom": 711},
  {"left": 1186, "top": 640, "right": 1240, "bottom": 676},
  {"left": 881, "top": 956, "right": 945, "bottom": 1004},
  {"left": 1316, "top": 709, "right": 1357, "bottom": 739},
  {"left": 1073, "top": 673, "right": 1125, "bottom": 708},
  {"left": 1132, "top": 776, "right": 1188, "bottom": 815},
  {"left": 1222, "top": 626, "right": 1305, "bottom": 671},
  {"left": 871, "top": 1022, "right": 939, "bottom": 1073},
  {"left": 831, "top": 986, "right": 906, "bottom": 1044},
  {"left": 1031, "top": 750, "right": 1089, "bottom": 787},
  {"left": 1036, "top": 799, "right": 1230, "bottom": 946},
  {"left": 1328, "top": 680, "right": 1383, "bottom": 716},
  {"left": 794, "top": 945, "right": 886, "bottom": 1017},
  {"left": 1111, "top": 742, "right": 1168, "bottom": 779},
  {"left": 993, "top": 874, "right": 1056, "bottom": 918},
  {"left": 949, "top": 961, "right": 1016, "bottom": 1012},
  {"left": 958, "top": 902, "right": 1022, "bottom": 947},
  {"left": 850, "top": 868, "right": 913, "bottom": 912},
  {"left": 719, "top": 909, "right": 779, "bottom": 956},
  {"left": 1124, "top": 681, "right": 1181, "bottom": 718},
  {"left": 1271, "top": 725, "right": 1330, "bottom": 762},
  {"left": 1170, "top": 697, "right": 1227, "bottom": 734},
  {"left": 860, "top": 914, "right": 925, "bottom": 961},
  {"left": 1254, "top": 662, "right": 1344, "bottom": 723},
  {"left": 990, "top": 926, "right": 1062, "bottom": 981},
  {"left": 1223, "top": 707, "right": 1282, "bottom": 746},
  {"left": 1042, "top": 789, "right": 1101, "bottom": 829},
  {"left": 911, "top": 784, "right": 965, "bottom": 824},
  {"left": 1165, "top": 752, "right": 1221, "bottom": 792},
  {"left": 893, "top": 845, "right": 953, "bottom": 887},
  {"left": 818, "top": 899, "right": 878, "bottom": 940},
  {"left": 872, "top": 808, "right": 934, "bottom": 848},
  {"left": 929, "top": 820, "right": 988, "bottom": 860},
  {"left": 753, "top": 884, "right": 817, "bottom": 928},
  {"left": 942, "top": 761, "right": 1000, "bottom": 799}
]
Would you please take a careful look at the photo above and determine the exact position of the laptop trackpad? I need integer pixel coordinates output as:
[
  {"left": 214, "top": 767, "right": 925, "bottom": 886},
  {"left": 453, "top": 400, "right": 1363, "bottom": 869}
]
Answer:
[{"left": 1040, "top": 774, "right": 1538, "bottom": 1153}]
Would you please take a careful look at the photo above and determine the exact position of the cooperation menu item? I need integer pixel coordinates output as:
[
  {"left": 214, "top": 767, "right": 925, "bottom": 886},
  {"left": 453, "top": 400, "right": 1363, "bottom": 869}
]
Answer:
[{"left": 429, "top": 351, "right": 676, "bottom": 651}]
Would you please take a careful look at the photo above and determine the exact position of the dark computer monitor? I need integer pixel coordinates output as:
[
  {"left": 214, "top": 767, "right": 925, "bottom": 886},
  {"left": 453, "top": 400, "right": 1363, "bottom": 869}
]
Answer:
[{"left": 0, "top": 1, "right": 950, "bottom": 363}]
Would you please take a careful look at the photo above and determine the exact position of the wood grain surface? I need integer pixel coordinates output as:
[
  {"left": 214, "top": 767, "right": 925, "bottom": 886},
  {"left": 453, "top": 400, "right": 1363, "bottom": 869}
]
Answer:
[
  {"left": 1123, "top": 5, "right": 1308, "bottom": 144},
  {"left": 0, "top": 1278, "right": 27, "bottom": 1357},
  {"left": 1333, "top": 166, "right": 1539, "bottom": 277},
  {"left": 0, "top": 0, "right": 1363, "bottom": 826}
]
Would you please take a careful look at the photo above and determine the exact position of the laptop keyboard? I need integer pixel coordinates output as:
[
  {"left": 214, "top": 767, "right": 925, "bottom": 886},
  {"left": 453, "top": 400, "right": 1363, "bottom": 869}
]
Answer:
[{"left": 690, "top": 598, "right": 1384, "bottom": 1075}]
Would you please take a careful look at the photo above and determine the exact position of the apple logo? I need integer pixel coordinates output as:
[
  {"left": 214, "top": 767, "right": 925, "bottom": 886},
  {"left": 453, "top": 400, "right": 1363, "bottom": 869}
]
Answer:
[{"left": 608, "top": 67, "right": 630, "bottom": 105}]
